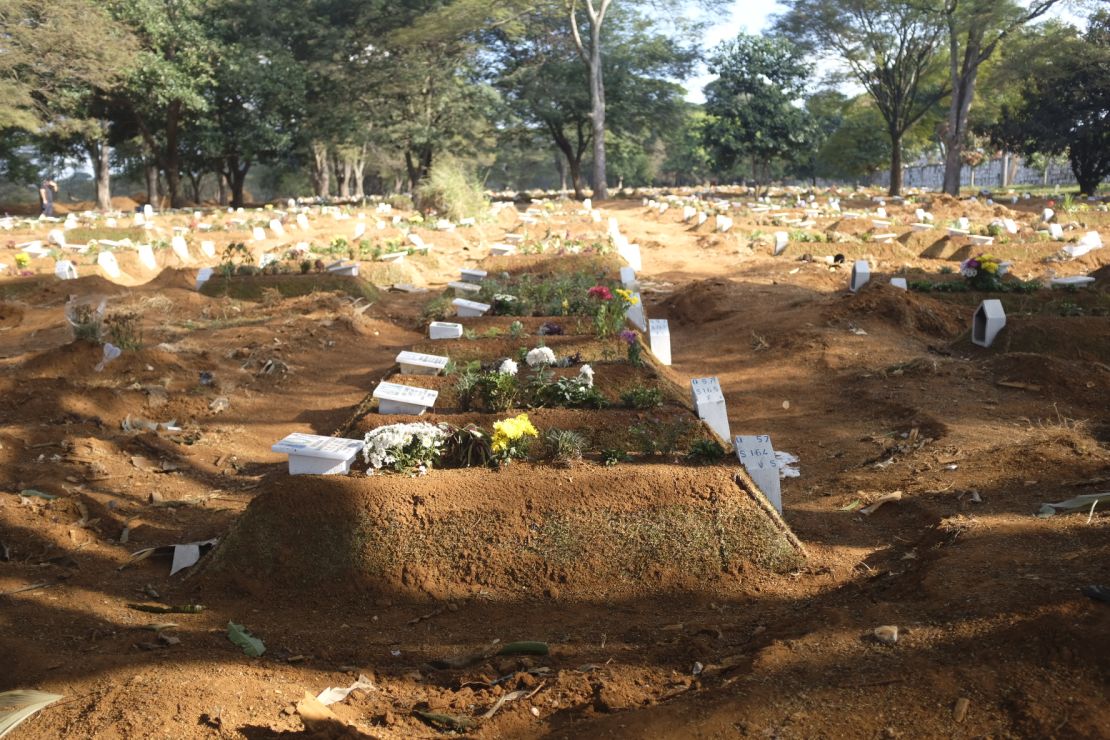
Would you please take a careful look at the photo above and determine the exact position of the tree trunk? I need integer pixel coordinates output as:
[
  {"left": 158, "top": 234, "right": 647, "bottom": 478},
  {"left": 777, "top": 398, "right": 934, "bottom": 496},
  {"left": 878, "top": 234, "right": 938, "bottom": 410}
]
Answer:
[
  {"left": 189, "top": 173, "right": 204, "bottom": 205},
  {"left": 1070, "top": 149, "right": 1104, "bottom": 196},
  {"left": 555, "top": 151, "right": 567, "bottom": 193},
  {"left": 145, "top": 164, "right": 159, "bottom": 207},
  {"left": 311, "top": 142, "right": 330, "bottom": 198},
  {"left": 87, "top": 139, "right": 111, "bottom": 211},
  {"left": 352, "top": 144, "right": 367, "bottom": 199},
  {"left": 888, "top": 130, "right": 903, "bottom": 197},
  {"left": 217, "top": 173, "right": 228, "bottom": 206},
  {"left": 1001, "top": 152, "right": 1010, "bottom": 187},
  {"left": 943, "top": 17, "right": 984, "bottom": 197},
  {"left": 588, "top": 25, "right": 607, "bottom": 200}
]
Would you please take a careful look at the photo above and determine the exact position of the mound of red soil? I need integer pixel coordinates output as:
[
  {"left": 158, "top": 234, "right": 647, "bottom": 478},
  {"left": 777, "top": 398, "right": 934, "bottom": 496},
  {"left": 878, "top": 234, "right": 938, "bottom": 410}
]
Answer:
[
  {"left": 660, "top": 278, "right": 746, "bottom": 325},
  {"left": 202, "top": 463, "right": 802, "bottom": 600},
  {"left": 828, "top": 283, "right": 966, "bottom": 339}
]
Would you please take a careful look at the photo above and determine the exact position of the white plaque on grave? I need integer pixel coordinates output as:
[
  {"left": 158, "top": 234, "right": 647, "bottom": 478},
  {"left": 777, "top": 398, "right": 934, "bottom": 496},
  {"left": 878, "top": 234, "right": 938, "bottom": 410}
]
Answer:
[
  {"left": 269, "top": 219, "right": 286, "bottom": 237},
  {"left": 697, "top": 212, "right": 708, "bottom": 226},
  {"left": 734, "top": 434, "right": 782, "bottom": 513},
  {"left": 407, "top": 233, "right": 426, "bottom": 250},
  {"left": 297, "top": 214, "right": 310, "bottom": 231},
  {"left": 397, "top": 351, "right": 449, "bottom": 376},
  {"left": 649, "top": 318, "right": 671, "bottom": 366},
  {"left": 716, "top": 215, "right": 733, "bottom": 233},
  {"left": 195, "top": 267, "right": 214, "bottom": 290},
  {"left": 453, "top": 298, "right": 490, "bottom": 317},
  {"left": 850, "top": 260, "right": 870, "bottom": 292},
  {"left": 682, "top": 205, "right": 696, "bottom": 222},
  {"left": 252, "top": 226, "right": 266, "bottom": 242},
  {"left": 97, "top": 251, "right": 121, "bottom": 279},
  {"left": 619, "top": 266, "right": 637, "bottom": 289},
  {"left": 625, "top": 292, "right": 647, "bottom": 331},
  {"left": 200, "top": 240, "right": 216, "bottom": 258},
  {"left": 170, "top": 236, "right": 191, "bottom": 263},
  {"left": 691, "top": 377, "right": 730, "bottom": 442},
  {"left": 429, "top": 321, "right": 463, "bottom": 340},
  {"left": 1049, "top": 223, "right": 1064, "bottom": 240},
  {"left": 271, "top": 433, "right": 364, "bottom": 476},
  {"left": 54, "top": 260, "right": 78, "bottom": 280},
  {"left": 138, "top": 244, "right": 157, "bottom": 270},
  {"left": 890, "top": 277, "right": 908, "bottom": 290},
  {"left": 142, "top": 204, "right": 154, "bottom": 220},
  {"left": 460, "top": 269, "right": 487, "bottom": 284},
  {"left": 353, "top": 222, "right": 366, "bottom": 240},
  {"left": 490, "top": 243, "right": 516, "bottom": 256},
  {"left": 48, "top": 229, "right": 66, "bottom": 247},
  {"left": 449, "top": 280, "right": 481, "bottom": 297},
  {"left": 773, "top": 231, "right": 789, "bottom": 256},
  {"left": 972, "top": 299, "right": 1006, "bottom": 348},
  {"left": 373, "top": 382, "right": 438, "bottom": 415}
]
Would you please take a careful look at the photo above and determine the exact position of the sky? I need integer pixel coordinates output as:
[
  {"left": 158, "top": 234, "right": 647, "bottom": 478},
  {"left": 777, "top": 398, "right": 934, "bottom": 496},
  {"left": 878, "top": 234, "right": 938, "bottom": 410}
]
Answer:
[{"left": 683, "top": 0, "right": 783, "bottom": 103}]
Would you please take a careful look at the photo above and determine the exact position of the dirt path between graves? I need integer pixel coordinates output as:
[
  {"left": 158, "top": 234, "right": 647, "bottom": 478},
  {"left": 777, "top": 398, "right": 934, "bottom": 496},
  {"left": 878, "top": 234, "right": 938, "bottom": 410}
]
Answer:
[{"left": 1, "top": 194, "right": 1108, "bottom": 739}]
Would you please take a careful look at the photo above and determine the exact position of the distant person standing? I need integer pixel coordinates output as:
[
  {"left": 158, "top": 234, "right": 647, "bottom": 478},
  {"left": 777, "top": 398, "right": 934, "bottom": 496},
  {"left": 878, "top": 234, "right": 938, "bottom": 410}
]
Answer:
[{"left": 38, "top": 178, "right": 58, "bottom": 217}]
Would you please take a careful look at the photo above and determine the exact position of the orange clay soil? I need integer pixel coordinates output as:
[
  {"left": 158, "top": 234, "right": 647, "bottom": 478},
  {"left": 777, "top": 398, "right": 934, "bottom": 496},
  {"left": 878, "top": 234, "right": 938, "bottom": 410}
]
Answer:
[{"left": 0, "top": 192, "right": 1107, "bottom": 739}]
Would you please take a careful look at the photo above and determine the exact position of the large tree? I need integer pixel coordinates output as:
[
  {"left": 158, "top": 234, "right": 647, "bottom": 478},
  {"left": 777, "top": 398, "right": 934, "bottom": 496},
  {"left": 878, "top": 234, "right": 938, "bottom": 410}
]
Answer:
[
  {"left": 939, "top": 0, "right": 1065, "bottom": 195},
  {"left": 702, "top": 34, "right": 813, "bottom": 192},
  {"left": 777, "top": 0, "right": 949, "bottom": 196}
]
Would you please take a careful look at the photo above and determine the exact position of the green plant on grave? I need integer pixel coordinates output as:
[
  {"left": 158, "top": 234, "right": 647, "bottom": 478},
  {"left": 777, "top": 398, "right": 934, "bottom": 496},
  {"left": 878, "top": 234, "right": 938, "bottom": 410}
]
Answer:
[
  {"left": 474, "top": 370, "right": 521, "bottom": 412},
  {"left": 219, "top": 242, "right": 250, "bottom": 279},
  {"left": 104, "top": 312, "right": 143, "bottom": 350},
  {"left": 422, "top": 295, "right": 452, "bottom": 322},
  {"left": 453, "top": 362, "right": 482, "bottom": 411},
  {"left": 413, "top": 156, "right": 490, "bottom": 221},
  {"left": 482, "top": 327, "right": 503, "bottom": 338},
  {"left": 68, "top": 303, "right": 103, "bottom": 342},
  {"left": 464, "top": 328, "right": 479, "bottom": 340},
  {"left": 620, "top": 385, "right": 663, "bottom": 410},
  {"left": 530, "top": 367, "right": 606, "bottom": 409},
  {"left": 545, "top": 428, "right": 588, "bottom": 464},
  {"left": 441, "top": 423, "right": 495, "bottom": 468},
  {"left": 328, "top": 236, "right": 349, "bottom": 254},
  {"left": 600, "top": 447, "right": 630, "bottom": 466},
  {"left": 620, "top": 329, "right": 644, "bottom": 366},
  {"left": 685, "top": 439, "right": 726, "bottom": 465},
  {"left": 509, "top": 320, "right": 526, "bottom": 339},
  {"left": 1058, "top": 301, "right": 1084, "bottom": 317},
  {"left": 631, "top": 417, "right": 695, "bottom": 458},
  {"left": 938, "top": 265, "right": 954, "bottom": 275}
]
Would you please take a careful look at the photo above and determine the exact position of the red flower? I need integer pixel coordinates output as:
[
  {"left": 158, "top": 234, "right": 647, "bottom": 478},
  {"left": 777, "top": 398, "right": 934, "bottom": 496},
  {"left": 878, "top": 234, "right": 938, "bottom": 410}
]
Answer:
[{"left": 587, "top": 285, "right": 612, "bottom": 300}]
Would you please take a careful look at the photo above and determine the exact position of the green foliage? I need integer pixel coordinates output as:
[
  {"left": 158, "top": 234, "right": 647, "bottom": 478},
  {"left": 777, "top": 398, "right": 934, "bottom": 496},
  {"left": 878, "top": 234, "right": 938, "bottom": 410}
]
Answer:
[
  {"left": 442, "top": 424, "right": 494, "bottom": 468},
  {"left": 509, "top": 320, "right": 526, "bottom": 339},
  {"left": 620, "top": 385, "right": 664, "bottom": 410},
  {"left": 453, "top": 362, "right": 483, "bottom": 412},
  {"left": 600, "top": 448, "right": 631, "bottom": 466},
  {"left": 473, "top": 371, "right": 521, "bottom": 412},
  {"left": 545, "top": 428, "right": 588, "bottom": 463},
  {"left": 68, "top": 303, "right": 103, "bottom": 342},
  {"left": 686, "top": 439, "right": 726, "bottom": 465},
  {"left": 414, "top": 157, "right": 489, "bottom": 221},
  {"left": 532, "top": 373, "right": 607, "bottom": 410},
  {"left": 631, "top": 417, "right": 695, "bottom": 457},
  {"left": 104, "top": 312, "right": 143, "bottom": 350}
]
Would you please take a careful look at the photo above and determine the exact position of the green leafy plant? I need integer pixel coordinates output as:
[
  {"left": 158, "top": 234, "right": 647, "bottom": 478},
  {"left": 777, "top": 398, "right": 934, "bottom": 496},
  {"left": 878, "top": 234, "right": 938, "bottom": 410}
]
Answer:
[
  {"left": 631, "top": 417, "right": 695, "bottom": 457},
  {"left": 453, "top": 362, "right": 483, "bottom": 411},
  {"left": 545, "top": 428, "right": 588, "bottom": 463},
  {"left": 442, "top": 423, "right": 494, "bottom": 468},
  {"left": 600, "top": 448, "right": 630, "bottom": 466},
  {"left": 474, "top": 371, "right": 520, "bottom": 411},
  {"left": 68, "top": 303, "right": 103, "bottom": 342},
  {"left": 104, "top": 312, "right": 143, "bottom": 350},
  {"left": 509, "top": 320, "right": 526, "bottom": 338},
  {"left": 686, "top": 439, "right": 726, "bottom": 465},
  {"left": 620, "top": 385, "right": 663, "bottom": 409}
]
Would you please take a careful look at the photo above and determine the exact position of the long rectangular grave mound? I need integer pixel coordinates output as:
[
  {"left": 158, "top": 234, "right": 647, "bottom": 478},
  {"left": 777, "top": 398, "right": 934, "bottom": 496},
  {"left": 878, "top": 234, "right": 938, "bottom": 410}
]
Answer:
[
  {"left": 409, "top": 333, "right": 627, "bottom": 364},
  {"left": 200, "top": 463, "right": 804, "bottom": 600},
  {"left": 478, "top": 252, "right": 622, "bottom": 278},
  {"left": 198, "top": 272, "right": 378, "bottom": 303}
]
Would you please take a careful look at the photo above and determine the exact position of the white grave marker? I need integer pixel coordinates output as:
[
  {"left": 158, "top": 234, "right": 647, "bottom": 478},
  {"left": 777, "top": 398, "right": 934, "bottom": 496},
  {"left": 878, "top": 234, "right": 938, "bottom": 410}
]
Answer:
[
  {"left": 626, "top": 292, "right": 647, "bottom": 331},
  {"left": 143, "top": 204, "right": 154, "bottom": 220},
  {"left": 972, "top": 299, "right": 1006, "bottom": 348},
  {"left": 460, "top": 269, "right": 487, "bottom": 284},
  {"left": 716, "top": 214, "right": 733, "bottom": 233},
  {"left": 270, "top": 219, "right": 286, "bottom": 237},
  {"left": 429, "top": 321, "right": 464, "bottom": 340},
  {"left": 490, "top": 243, "right": 516, "bottom": 256},
  {"left": 1049, "top": 223, "right": 1064, "bottom": 240},
  {"left": 682, "top": 205, "right": 697, "bottom": 222},
  {"left": 1042, "top": 208, "right": 1054, "bottom": 222},
  {"left": 200, "top": 240, "right": 216, "bottom": 258},
  {"left": 171, "top": 236, "right": 191, "bottom": 263},
  {"left": 850, "top": 260, "right": 870, "bottom": 292},
  {"left": 297, "top": 213, "right": 310, "bottom": 231},
  {"left": 55, "top": 260, "right": 78, "bottom": 280},
  {"left": 734, "top": 435, "right": 782, "bottom": 513},
  {"left": 252, "top": 226, "right": 266, "bottom": 242},
  {"left": 48, "top": 229, "right": 67, "bottom": 247},
  {"left": 271, "top": 433, "right": 364, "bottom": 476},
  {"left": 373, "top": 382, "right": 438, "bottom": 415},
  {"left": 890, "top": 277, "right": 908, "bottom": 290},
  {"left": 453, "top": 298, "right": 490, "bottom": 317},
  {"left": 619, "top": 266, "right": 637, "bottom": 289},
  {"left": 97, "top": 251, "right": 121, "bottom": 279},
  {"left": 195, "top": 267, "right": 214, "bottom": 290},
  {"left": 397, "top": 351, "right": 449, "bottom": 376},
  {"left": 697, "top": 212, "right": 708, "bottom": 226},
  {"left": 1062, "top": 231, "right": 1102, "bottom": 258},
  {"left": 449, "top": 280, "right": 481, "bottom": 297},
  {"left": 773, "top": 231, "right": 789, "bottom": 256},
  {"left": 648, "top": 318, "right": 671, "bottom": 366},
  {"left": 691, "top": 377, "right": 730, "bottom": 442},
  {"left": 138, "top": 244, "right": 157, "bottom": 271}
]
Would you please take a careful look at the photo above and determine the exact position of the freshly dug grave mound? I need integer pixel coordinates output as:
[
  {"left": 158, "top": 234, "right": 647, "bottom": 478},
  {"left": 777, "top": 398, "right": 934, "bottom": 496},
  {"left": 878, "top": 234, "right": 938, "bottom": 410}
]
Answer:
[
  {"left": 957, "top": 315, "right": 1110, "bottom": 362},
  {"left": 201, "top": 463, "right": 804, "bottom": 600},
  {"left": 660, "top": 278, "right": 747, "bottom": 325},
  {"left": 479, "top": 252, "right": 622, "bottom": 278},
  {"left": 827, "top": 283, "right": 967, "bottom": 339},
  {"left": 199, "top": 272, "right": 379, "bottom": 303},
  {"left": 410, "top": 333, "right": 624, "bottom": 363}
]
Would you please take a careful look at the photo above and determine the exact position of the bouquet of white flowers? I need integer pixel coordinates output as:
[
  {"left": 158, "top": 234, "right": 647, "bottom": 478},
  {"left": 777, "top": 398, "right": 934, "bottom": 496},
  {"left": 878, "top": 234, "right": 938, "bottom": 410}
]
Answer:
[
  {"left": 526, "top": 346, "right": 557, "bottom": 367},
  {"left": 363, "top": 422, "right": 449, "bottom": 475}
]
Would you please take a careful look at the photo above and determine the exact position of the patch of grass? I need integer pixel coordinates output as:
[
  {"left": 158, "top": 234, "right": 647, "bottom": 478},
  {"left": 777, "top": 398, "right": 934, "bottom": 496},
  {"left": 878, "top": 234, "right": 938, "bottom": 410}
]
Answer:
[
  {"left": 414, "top": 157, "right": 489, "bottom": 222},
  {"left": 199, "top": 274, "right": 378, "bottom": 303},
  {"left": 545, "top": 428, "right": 588, "bottom": 463},
  {"left": 620, "top": 385, "right": 664, "bottom": 409},
  {"left": 104, "top": 312, "right": 143, "bottom": 350},
  {"left": 67, "top": 226, "right": 146, "bottom": 243}
]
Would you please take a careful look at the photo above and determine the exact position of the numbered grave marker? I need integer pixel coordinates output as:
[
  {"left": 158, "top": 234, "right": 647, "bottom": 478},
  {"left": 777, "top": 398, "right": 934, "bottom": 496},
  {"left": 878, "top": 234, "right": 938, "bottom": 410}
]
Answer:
[
  {"left": 691, "top": 377, "right": 730, "bottom": 442},
  {"left": 397, "top": 351, "right": 449, "bottom": 376},
  {"left": 55, "top": 260, "right": 78, "bottom": 280},
  {"left": 850, "top": 260, "right": 870, "bottom": 292},
  {"left": 373, "top": 382, "right": 439, "bottom": 415},
  {"left": 97, "top": 251, "right": 121, "bottom": 279},
  {"left": 271, "top": 433, "right": 365, "bottom": 476},
  {"left": 734, "top": 435, "right": 783, "bottom": 513},
  {"left": 171, "top": 236, "right": 191, "bottom": 263},
  {"left": 972, "top": 299, "right": 1006, "bottom": 348},
  {"left": 625, "top": 292, "right": 647, "bottom": 331},
  {"left": 649, "top": 319, "right": 671, "bottom": 366}
]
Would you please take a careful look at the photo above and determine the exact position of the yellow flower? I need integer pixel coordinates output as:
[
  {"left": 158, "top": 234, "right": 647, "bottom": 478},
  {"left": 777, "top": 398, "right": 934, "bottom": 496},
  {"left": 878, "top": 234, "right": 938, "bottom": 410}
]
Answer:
[
  {"left": 491, "top": 413, "right": 538, "bottom": 452},
  {"left": 614, "top": 288, "right": 639, "bottom": 305},
  {"left": 562, "top": 298, "right": 569, "bottom": 311},
  {"left": 982, "top": 262, "right": 998, "bottom": 274}
]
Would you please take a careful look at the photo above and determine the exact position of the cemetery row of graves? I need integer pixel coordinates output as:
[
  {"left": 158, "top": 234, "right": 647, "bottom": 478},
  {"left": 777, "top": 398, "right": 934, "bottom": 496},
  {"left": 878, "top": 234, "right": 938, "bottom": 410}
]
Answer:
[{"left": 0, "top": 186, "right": 1107, "bottom": 737}]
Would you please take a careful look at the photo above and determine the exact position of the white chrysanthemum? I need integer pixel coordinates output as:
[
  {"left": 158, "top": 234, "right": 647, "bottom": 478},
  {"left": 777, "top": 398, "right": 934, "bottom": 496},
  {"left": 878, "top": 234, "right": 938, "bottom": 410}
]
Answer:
[
  {"left": 362, "top": 422, "right": 447, "bottom": 469},
  {"left": 526, "top": 346, "right": 557, "bottom": 367},
  {"left": 578, "top": 364, "right": 594, "bottom": 387},
  {"left": 493, "top": 293, "right": 517, "bottom": 302},
  {"left": 498, "top": 359, "right": 519, "bottom": 375}
]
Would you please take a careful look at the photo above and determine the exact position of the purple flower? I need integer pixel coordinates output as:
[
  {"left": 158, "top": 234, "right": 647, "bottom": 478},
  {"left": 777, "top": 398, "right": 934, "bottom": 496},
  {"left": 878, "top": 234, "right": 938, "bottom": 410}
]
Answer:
[{"left": 619, "top": 330, "right": 638, "bottom": 345}]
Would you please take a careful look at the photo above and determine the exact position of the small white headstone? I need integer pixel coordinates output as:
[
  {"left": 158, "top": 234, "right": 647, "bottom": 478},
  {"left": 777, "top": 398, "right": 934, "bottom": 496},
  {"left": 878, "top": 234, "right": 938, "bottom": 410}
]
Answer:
[
  {"left": 460, "top": 269, "right": 487, "bottom": 284},
  {"left": 354, "top": 222, "right": 366, "bottom": 240},
  {"left": 890, "top": 277, "right": 908, "bottom": 290},
  {"left": 716, "top": 214, "right": 733, "bottom": 233},
  {"left": 619, "top": 266, "right": 637, "bottom": 289},
  {"left": 48, "top": 229, "right": 67, "bottom": 247},
  {"left": 252, "top": 226, "right": 266, "bottom": 242},
  {"left": 1042, "top": 208, "right": 1054, "bottom": 222},
  {"left": 429, "top": 321, "right": 464, "bottom": 340},
  {"left": 682, "top": 205, "right": 696, "bottom": 222},
  {"left": 373, "top": 382, "right": 438, "bottom": 415},
  {"left": 1049, "top": 223, "right": 1064, "bottom": 240},
  {"left": 259, "top": 253, "right": 279, "bottom": 269},
  {"left": 773, "top": 231, "right": 789, "bottom": 256},
  {"left": 734, "top": 435, "right": 782, "bottom": 513},
  {"left": 138, "top": 244, "right": 157, "bottom": 271},
  {"left": 200, "top": 240, "right": 216, "bottom": 258},
  {"left": 490, "top": 243, "right": 516, "bottom": 257},
  {"left": 397, "top": 351, "right": 449, "bottom": 376},
  {"left": 972, "top": 299, "right": 1006, "bottom": 348},
  {"left": 296, "top": 213, "right": 310, "bottom": 231},
  {"left": 143, "top": 204, "right": 154, "bottom": 220},
  {"left": 626, "top": 293, "right": 647, "bottom": 331},
  {"left": 453, "top": 298, "right": 490, "bottom": 317},
  {"left": 195, "top": 267, "right": 214, "bottom": 290},
  {"left": 55, "top": 260, "right": 78, "bottom": 280},
  {"left": 582, "top": 198, "right": 592, "bottom": 211},
  {"left": 407, "top": 233, "right": 426, "bottom": 250},
  {"left": 97, "top": 251, "right": 121, "bottom": 279},
  {"left": 171, "top": 236, "right": 191, "bottom": 263},
  {"left": 968, "top": 235, "right": 994, "bottom": 246},
  {"left": 449, "top": 281, "right": 481, "bottom": 297},
  {"left": 1062, "top": 231, "right": 1103, "bottom": 258},
  {"left": 957, "top": 216, "right": 970, "bottom": 231},
  {"left": 697, "top": 211, "right": 708, "bottom": 226},
  {"left": 269, "top": 219, "right": 286, "bottom": 237},
  {"left": 850, "top": 260, "right": 870, "bottom": 292},
  {"left": 649, "top": 318, "right": 671, "bottom": 366},
  {"left": 876, "top": 207, "right": 887, "bottom": 218},
  {"left": 691, "top": 377, "right": 730, "bottom": 442},
  {"left": 1002, "top": 218, "right": 1018, "bottom": 234},
  {"left": 271, "top": 433, "right": 364, "bottom": 476}
]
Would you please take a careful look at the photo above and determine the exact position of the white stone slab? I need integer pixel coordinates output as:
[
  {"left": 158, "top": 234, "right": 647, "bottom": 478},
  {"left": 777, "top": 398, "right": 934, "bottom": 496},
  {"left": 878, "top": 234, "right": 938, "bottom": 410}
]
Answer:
[
  {"left": 682, "top": 205, "right": 697, "bottom": 222},
  {"left": 1050, "top": 276, "right": 1095, "bottom": 287},
  {"left": 1049, "top": 223, "right": 1064, "bottom": 240},
  {"left": 697, "top": 211, "right": 708, "bottom": 226},
  {"left": 397, "top": 351, "right": 449, "bottom": 375},
  {"left": 1042, "top": 208, "right": 1054, "bottom": 222},
  {"left": 1063, "top": 231, "right": 1102, "bottom": 258},
  {"left": 490, "top": 243, "right": 516, "bottom": 257},
  {"left": 199, "top": 240, "right": 215, "bottom": 258},
  {"left": 449, "top": 281, "right": 481, "bottom": 297},
  {"left": 735, "top": 434, "right": 782, "bottom": 513},
  {"left": 353, "top": 222, "right": 366, "bottom": 239},
  {"left": 968, "top": 235, "right": 994, "bottom": 246},
  {"left": 911, "top": 223, "right": 933, "bottom": 231},
  {"left": 957, "top": 217, "right": 970, "bottom": 230},
  {"left": 453, "top": 298, "right": 490, "bottom": 317},
  {"left": 620, "top": 266, "right": 637, "bottom": 289},
  {"left": 873, "top": 233, "right": 898, "bottom": 242},
  {"left": 773, "top": 231, "right": 789, "bottom": 256},
  {"left": 270, "top": 219, "right": 286, "bottom": 237},
  {"left": 171, "top": 236, "right": 191, "bottom": 263},
  {"left": 890, "top": 277, "right": 908, "bottom": 290},
  {"left": 716, "top": 214, "right": 733, "bottom": 232},
  {"left": 460, "top": 269, "right": 487, "bottom": 284},
  {"left": 429, "top": 321, "right": 463, "bottom": 340},
  {"left": 252, "top": 226, "right": 266, "bottom": 242},
  {"left": 271, "top": 433, "right": 364, "bottom": 475},
  {"left": 626, "top": 294, "right": 647, "bottom": 331},
  {"left": 691, "top": 377, "right": 730, "bottom": 442},
  {"left": 138, "top": 244, "right": 157, "bottom": 271},
  {"left": 972, "top": 299, "right": 1006, "bottom": 348},
  {"left": 48, "top": 229, "right": 66, "bottom": 247},
  {"left": 55, "top": 260, "right": 78, "bottom": 280},
  {"left": 850, "top": 260, "right": 870, "bottom": 292},
  {"left": 297, "top": 213, "right": 310, "bottom": 231},
  {"left": 195, "top": 267, "right": 214, "bottom": 290},
  {"left": 327, "top": 262, "right": 358, "bottom": 277},
  {"left": 373, "top": 382, "right": 438, "bottom": 415},
  {"left": 143, "top": 204, "right": 154, "bottom": 220},
  {"left": 97, "top": 251, "right": 121, "bottom": 278},
  {"left": 649, "top": 318, "right": 671, "bottom": 366}
]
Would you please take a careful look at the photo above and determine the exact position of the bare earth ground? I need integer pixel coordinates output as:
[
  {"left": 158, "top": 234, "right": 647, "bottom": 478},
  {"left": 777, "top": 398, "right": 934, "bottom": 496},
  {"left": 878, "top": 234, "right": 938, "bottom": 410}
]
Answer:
[{"left": 1, "top": 193, "right": 1109, "bottom": 739}]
